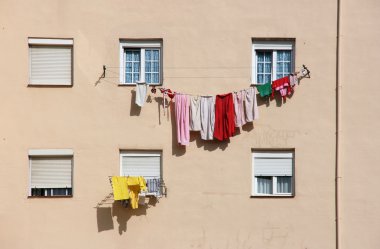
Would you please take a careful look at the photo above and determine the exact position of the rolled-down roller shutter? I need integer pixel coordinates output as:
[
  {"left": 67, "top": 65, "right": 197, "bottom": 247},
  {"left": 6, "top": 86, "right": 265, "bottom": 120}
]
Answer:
[
  {"left": 120, "top": 152, "right": 161, "bottom": 179},
  {"left": 253, "top": 152, "right": 293, "bottom": 176},
  {"left": 30, "top": 157, "right": 72, "bottom": 188},
  {"left": 29, "top": 46, "right": 72, "bottom": 85}
]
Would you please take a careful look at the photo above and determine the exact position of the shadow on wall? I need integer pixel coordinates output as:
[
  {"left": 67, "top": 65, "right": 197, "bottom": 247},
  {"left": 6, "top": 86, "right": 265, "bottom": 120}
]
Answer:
[
  {"left": 256, "top": 90, "right": 295, "bottom": 107},
  {"left": 96, "top": 197, "right": 158, "bottom": 235}
]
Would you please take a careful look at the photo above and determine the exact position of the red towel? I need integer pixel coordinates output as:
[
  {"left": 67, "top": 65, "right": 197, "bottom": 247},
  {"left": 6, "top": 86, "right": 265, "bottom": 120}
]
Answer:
[{"left": 214, "top": 93, "right": 235, "bottom": 141}]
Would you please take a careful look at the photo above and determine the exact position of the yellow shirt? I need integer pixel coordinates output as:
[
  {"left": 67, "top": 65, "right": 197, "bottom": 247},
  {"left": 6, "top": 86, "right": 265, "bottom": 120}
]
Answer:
[
  {"left": 111, "top": 176, "right": 129, "bottom": 201},
  {"left": 126, "top": 176, "right": 147, "bottom": 209}
]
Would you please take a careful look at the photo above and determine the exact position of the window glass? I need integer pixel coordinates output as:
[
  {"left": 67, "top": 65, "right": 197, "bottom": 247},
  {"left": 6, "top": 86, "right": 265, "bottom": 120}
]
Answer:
[
  {"left": 257, "top": 176, "right": 273, "bottom": 194},
  {"left": 276, "top": 50, "right": 292, "bottom": 79},
  {"left": 145, "top": 49, "right": 160, "bottom": 84},
  {"left": 125, "top": 49, "right": 141, "bottom": 83},
  {"left": 256, "top": 51, "right": 272, "bottom": 84},
  {"left": 277, "top": 176, "right": 292, "bottom": 193}
]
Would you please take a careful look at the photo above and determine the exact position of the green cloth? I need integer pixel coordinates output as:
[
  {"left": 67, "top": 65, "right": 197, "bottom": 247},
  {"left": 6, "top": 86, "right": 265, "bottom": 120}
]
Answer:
[{"left": 256, "top": 83, "right": 272, "bottom": 97}]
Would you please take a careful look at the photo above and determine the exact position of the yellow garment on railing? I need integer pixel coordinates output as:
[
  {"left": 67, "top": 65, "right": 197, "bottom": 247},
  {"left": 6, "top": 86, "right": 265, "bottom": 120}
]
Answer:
[
  {"left": 127, "top": 176, "right": 147, "bottom": 209},
  {"left": 111, "top": 176, "right": 129, "bottom": 201}
]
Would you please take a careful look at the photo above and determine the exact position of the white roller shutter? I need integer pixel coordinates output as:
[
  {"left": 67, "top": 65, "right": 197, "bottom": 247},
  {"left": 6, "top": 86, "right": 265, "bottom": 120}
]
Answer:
[
  {"left": 253, "top": 152, "right": 293, "bottom": 176},
  {"left": 121, "top": 152, "right": 161, "bottom": 179},
  {"left": 30, "top": 157, "right": 72, "bottom": 188},
  {"left": 29, "top": 46, "right": 72, "bottom": 85}
]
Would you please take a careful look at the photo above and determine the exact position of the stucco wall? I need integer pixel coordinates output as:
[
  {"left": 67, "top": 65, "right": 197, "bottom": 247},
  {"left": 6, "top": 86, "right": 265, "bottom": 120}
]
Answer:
[
  {"left": 340, "top": 0, "right": 380, "bottom": 248},
  {"left": 0, "top": 0, "right": 337, "bottom": 248}
]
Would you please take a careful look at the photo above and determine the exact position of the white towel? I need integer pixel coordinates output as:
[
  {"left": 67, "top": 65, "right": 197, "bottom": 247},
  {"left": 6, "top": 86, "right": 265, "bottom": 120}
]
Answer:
[
  {"left": 135, "top": 82, "right": 148, "bottom": 107},
  {"left": 190, "top": 96, "right": 202, "bottom": 131}
]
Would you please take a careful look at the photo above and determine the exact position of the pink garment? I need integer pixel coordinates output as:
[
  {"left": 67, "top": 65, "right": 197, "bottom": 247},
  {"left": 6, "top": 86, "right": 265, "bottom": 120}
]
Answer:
[
  {"left": 175, "top": 94, "right": 190, "bottom": 146},
  {"left": 244, "top": 87, "right": 259, "bottom": 122},
  {"left": 271, "top": 76, "right": 292, "bottom": 101},
  {"left": 289, "top": 74, "right": 298, "bottom": 87},
  {"left": 233, "top": 90, "right": 247, "bottom": 127}
]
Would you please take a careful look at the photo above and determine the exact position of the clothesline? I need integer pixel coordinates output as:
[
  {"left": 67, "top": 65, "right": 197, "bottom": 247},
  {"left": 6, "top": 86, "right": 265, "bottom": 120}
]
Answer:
[
  {"left": 104, "top": 65, "right": 310, "bottom": 69},
  {"left": 133, "top": 65, "right": 311, "bottom": 146},
  {"left": 101, "top": 64, "right": 311, "bottom": 82},
  {"left": 148, "top": 65, "right": 310, "bottom": 98}
]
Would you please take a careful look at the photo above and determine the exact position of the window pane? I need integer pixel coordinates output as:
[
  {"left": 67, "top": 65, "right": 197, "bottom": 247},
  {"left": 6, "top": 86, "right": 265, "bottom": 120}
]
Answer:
[
  {"left": 257, "top": 176, "right": 273, "bottom": 194},
  {"left": 152, "top": 62, "right": 159, "bottom": 73},
  {"left": 257, "top": 52, "right": 264, "bottom": 62},
  {"left": 257, "top": 74, "right": 263, "bottom": 83},
  {"left": 277, "top": 176, "right": 292, "bottom": 193},
  {"left": 257, "top": 63, "right": 264, "bottom": 73},
  {"left": 153, "top": 50, "right": 159, "bottom": 60},
  {"left": 264, "top": 52, "right": 272, "bottom": 62},
  {"left": 277, "top": 51, "right": 284, "bottom": 61},
  {"left": 284, "top": 62, "right": 291, "bottom": 73},
  {"left": 146, "top": 61, "right": 151, "bottom": 73},
  {"left": 133, "top": 51, "right": 140, "bottom": 61},
  {"left": 53, "top": 188, "right": 68, "bottom": 196},
  {"left": 152, "top": 73, "right": 159, "bottom": 83},
  {"left": 145, "top": 73, "right": 151, "bottom": 83},
  {"left": 145, "top": 50, "right": 151, "bottom": 60},
  {"left": 277, "top": 62, "right": 283, "bottom": 73},
  {"left": 133, "top": 62, "right": 140, "bottom": 72},
  {"left": 126, "top": 73, "right": 132, "bottom": 83},
  {"left": 283, "top": 51, "right": 291, "bottom": 61},
  {"left": 126, "top": 62, "right": 132, "bottom": 73},
  {"left": 126, "top": 51, "right": 133, "bottom": 61},
  {"left": 264, "top": 74, "right": 271, "bottom": 84},
  {"left": 133, "top": 73, "right": 139, "bottom": 82},
  {"left": 264, "top": 63, "right": 272, "bottom": 73}
]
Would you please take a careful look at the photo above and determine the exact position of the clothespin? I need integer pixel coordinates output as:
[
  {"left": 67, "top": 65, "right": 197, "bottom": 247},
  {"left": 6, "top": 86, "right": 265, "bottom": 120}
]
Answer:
[{"left": 151, "top": 86, "right": 157, "bottom": 94}]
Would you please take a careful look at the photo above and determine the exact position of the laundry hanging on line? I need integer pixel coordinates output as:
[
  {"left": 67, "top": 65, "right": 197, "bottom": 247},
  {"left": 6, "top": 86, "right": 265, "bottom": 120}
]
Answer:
[
  {"left": 131, "top": 65, "right": 310, "bottom": 145},
  {"left": 111, "top": 176, "right": 147, "bottom": 209}
]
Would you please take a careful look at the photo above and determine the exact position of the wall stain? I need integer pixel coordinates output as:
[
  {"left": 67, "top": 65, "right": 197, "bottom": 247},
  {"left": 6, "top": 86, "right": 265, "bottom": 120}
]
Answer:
[{"left": 253, "top": 125, "right": 303, "bottom": 147}]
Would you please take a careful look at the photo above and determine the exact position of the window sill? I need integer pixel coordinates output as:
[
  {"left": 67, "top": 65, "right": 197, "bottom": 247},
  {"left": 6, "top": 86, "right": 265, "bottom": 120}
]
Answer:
[
  {"left": 118, "top": 83, "right": 162, "bottom": 87},
  {"left": 250, "top": 195, "right": 294, "bottom": 198},
  {"left": 28, "top": 195, "right": 73, "bottom": 199},
  {"left": 28, "top": 84, "right": 73, "bottom": 88}
]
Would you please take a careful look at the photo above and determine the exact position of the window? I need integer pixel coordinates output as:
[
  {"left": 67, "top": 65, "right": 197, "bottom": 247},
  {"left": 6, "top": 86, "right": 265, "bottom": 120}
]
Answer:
[
  {"left": 120, "top": 151, "right": 162, "bottom": 196},
  {"left": 28, "top": 38, "right": 73, "bottom": 86},
  {"left": 119, "top": 40, "right": 162, "bottom": 85},
  {"left": 29, "top": 149, "right": 73, "bottom": 197},
  {"left": 252, "top": 150, "right": 294, "bottom": 196},
  {"left": 252, "top": 40, "right": 295, "bottom": 84}
]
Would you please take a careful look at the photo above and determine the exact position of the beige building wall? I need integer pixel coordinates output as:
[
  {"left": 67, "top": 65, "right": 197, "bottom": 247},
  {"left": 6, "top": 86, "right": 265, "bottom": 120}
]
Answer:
[
  {"left": 0, "top": 0, "right": 344, "bottom": 248},
  {"left": 340, "top": 0, "right": 380, "bottom": 248}
]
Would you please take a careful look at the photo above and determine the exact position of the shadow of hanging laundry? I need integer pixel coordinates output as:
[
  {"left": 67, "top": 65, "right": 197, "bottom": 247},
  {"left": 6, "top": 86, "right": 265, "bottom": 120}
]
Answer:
[{"left": 96, "top": 207, "right": 114, "bottom": 232}]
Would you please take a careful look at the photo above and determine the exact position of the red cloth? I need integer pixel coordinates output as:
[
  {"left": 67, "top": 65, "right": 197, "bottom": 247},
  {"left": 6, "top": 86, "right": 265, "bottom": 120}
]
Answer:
[
  {"left": 213, "top": 93, "right": 235, "bottom": 141},
  {"left": 271, "top": 76, "right": 292, "bottom": 100}
]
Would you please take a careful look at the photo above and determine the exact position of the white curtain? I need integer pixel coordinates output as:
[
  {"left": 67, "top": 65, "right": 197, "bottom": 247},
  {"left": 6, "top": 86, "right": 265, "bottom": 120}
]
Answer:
[
  {"left": 277, "top": 176, "right": 291, "bottom": 193},
  {"left": 257, "top": 177, "right": 272, "bottom": 194}
]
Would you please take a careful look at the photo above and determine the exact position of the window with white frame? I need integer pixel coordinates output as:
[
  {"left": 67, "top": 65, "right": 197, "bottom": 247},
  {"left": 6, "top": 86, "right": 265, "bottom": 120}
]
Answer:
[
  {"left": 252, "top": 150, "right": 294, "bottom": 196},
  {"left": 28, "top": 38, "right": 73, "bottom": 86},
  {"left": 252, "top": 40, "right": 295, "bottom": 84},
  {"left": 120, "top": 151, "right": 162, "bottom": 196},
  {"left": 29, "top": 149, "right": 73, "bottom": 197},
  {"left": 119, "top": 40, "right": 162, "bottom": 85}
]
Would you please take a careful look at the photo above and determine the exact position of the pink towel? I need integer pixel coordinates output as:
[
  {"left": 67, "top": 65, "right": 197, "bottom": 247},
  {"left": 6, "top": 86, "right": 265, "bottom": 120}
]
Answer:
[{"left": 175, "top": 94, "right": 190, "bottom": 146}]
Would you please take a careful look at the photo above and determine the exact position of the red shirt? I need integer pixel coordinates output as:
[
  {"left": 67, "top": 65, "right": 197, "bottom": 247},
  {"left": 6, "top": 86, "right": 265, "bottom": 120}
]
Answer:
[{"left": 271, "top": 76, "right": 292, "bottom": 100}]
